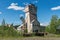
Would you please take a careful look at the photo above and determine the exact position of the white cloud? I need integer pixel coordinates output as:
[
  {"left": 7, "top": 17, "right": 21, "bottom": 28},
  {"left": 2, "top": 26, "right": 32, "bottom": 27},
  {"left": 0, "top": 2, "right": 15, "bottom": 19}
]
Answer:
[
  {"left": 0, "top": 12, "right": 2, "bottom": 14},
  {"left": 11, "top": 3, "right": 18, "bottom": 6},
  {"left": 34, "top": 0, "right": 38, "bottom": 3},
  {"left": 23, "top": 2, "right": 30, "bottom": 5},
  {"left": 32, "top": 0, "right": 38, "bottom": 4},
  {"left": 51, "top": 6, "right": 60, "bottom": 10},
  {"left": 23, "top": 0, "right": 38, "bottom": 5},
  {"left": 7, "top": 3, "right": 24, "bottom": 10},
  {"left": 40, "top": 23, "right": 49, "bottom": 26},
  {"left": 19, "top": 14, "right": 24, "bottom": 17}
]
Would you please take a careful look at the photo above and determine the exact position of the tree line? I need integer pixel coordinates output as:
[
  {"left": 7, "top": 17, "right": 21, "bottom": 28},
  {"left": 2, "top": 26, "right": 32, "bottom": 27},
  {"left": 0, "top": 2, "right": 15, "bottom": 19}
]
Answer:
[
  {"left": 0, "top": 19, "right": 20, "bottom": 37},
  {"left": 46, "top": 15, "right": 60, "bottom": 34}
]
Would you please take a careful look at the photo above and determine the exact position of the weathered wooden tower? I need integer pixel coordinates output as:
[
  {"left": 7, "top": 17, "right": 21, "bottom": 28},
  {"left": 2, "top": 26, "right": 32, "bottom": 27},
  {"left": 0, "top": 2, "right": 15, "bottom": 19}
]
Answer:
[{"left": 24, "top": 4, "right": 40, "bottom": 33}]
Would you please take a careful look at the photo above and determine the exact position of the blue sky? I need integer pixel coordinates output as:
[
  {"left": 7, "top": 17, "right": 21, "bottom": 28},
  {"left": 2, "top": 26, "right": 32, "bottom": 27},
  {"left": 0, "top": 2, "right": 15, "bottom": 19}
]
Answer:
[{"left": 0, "top": 0, "right": 60, "bottom": 25}]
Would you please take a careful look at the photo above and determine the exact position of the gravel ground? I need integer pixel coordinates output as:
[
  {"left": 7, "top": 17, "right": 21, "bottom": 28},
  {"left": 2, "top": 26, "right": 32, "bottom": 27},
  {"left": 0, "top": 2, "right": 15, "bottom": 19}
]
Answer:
[{"left": 0, "top": 37, "right": 60, "bottom": 40}]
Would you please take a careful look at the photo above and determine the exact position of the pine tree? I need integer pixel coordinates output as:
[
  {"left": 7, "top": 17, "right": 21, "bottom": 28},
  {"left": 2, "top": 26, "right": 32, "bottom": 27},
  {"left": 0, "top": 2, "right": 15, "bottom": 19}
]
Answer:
[{"left": 2, "top": 19, "right": 5, "bottom": 26}]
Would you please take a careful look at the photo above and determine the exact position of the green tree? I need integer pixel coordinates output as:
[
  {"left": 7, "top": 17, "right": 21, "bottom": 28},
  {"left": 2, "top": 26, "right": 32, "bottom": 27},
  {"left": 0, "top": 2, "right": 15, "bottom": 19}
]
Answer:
[
  {"left": 49, "top": 15, "right": 58, "bottom": 33},
  {"left": 0, "top": 25, "right": 20, "bottom": 37},
  {"left": 45, "top": 25, "right": 50, "bottom": 33},
  {"left": 57, "top": 19, "right": 60, "bottom": 26}
]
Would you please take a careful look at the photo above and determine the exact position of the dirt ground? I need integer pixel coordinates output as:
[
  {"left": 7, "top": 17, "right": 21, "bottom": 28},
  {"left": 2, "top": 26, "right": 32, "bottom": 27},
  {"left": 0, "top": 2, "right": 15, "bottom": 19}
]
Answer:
[{"left": 0, "top": 37, "right": 60, "bottom": 40}]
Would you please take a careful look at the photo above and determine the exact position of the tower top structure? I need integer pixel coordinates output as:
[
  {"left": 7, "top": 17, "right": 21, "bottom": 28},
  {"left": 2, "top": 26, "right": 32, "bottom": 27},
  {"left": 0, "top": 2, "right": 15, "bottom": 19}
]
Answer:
[{"left": 24, "top": 4, "right": 37, "bottom": 14}]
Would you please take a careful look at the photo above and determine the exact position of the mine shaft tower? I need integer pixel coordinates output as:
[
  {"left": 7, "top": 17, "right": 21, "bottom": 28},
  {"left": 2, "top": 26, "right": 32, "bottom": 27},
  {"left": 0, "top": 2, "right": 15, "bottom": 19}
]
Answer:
[{"left": 24, "top": 4, "right": 40, "bottom": 33}]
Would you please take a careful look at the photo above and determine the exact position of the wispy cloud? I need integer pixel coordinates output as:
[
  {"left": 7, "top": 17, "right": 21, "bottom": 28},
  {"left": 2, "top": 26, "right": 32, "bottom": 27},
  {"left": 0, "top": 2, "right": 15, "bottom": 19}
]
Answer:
[
  {"left": 33, "top": 0, "right": 38, "bottom": 3},
  {"left": 51, "top": 6, "right": 60, "bottom": 10},
  {"left": 40, "top": 23, "right": 49, "bottom": 26},
  {"left": 23, "top": 0, "right": 38, "bottom": 5},
  {"left": 7, "top": 3, "right": 24, "bottom": 10},
  {"left": 32, "top": 0, "right": 38, "bottom": 4},
  {"left": 23, "top": 2, "right": 29, "bottom": 5},
  {"left": 19, "top": 14, "right": 24, "bottom": 17},
  {"left": 0, "top": 12, "right": 2, "bottom": 14}
]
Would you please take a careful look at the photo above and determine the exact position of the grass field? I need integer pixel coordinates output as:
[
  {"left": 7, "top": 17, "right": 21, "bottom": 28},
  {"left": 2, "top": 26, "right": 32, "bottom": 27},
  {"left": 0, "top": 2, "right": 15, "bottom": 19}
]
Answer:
[
  {"left": 0, "top": 36, "right": 60, "bottom": 40},
  {"left": 0, "top": 34, "right": 60, "bottom": 40}
]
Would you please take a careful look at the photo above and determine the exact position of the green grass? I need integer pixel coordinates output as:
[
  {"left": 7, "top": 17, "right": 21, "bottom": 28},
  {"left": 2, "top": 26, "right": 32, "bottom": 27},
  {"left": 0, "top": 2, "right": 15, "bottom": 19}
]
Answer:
[
  {"left": 0, "top": 36, "right": 60, "bottom": 40},
  {"left": 0, "top": 34, "right": 60, "bottom": 40}
]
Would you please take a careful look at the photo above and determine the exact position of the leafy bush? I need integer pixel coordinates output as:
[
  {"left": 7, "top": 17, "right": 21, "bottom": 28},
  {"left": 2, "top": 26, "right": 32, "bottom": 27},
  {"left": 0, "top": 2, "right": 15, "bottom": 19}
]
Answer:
[{"left": 0, "top": 26, "right": 20, "bottom": 37}]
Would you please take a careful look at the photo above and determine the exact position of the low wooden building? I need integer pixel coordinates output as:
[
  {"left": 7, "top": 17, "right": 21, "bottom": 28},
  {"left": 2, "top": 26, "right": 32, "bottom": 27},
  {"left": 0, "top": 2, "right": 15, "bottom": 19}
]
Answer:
[
  {"left": 40, "top": 26, "right": 46, "bottom": 32},
  {"left": 56, "top": 26, "right": 60, "bottom": 34}
]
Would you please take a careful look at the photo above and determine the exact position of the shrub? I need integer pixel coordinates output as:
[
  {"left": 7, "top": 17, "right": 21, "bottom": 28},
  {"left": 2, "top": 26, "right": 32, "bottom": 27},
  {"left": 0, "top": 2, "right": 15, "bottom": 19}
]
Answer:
[{"left": 0, "top": 26, "right": 20, "bottom": 37}]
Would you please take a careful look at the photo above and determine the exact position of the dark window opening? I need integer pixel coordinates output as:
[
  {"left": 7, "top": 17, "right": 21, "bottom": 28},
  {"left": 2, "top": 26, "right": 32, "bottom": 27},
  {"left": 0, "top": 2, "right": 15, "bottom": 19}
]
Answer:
[{"left": 33, "top": 30, "right": 38, "bottom": 33}]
